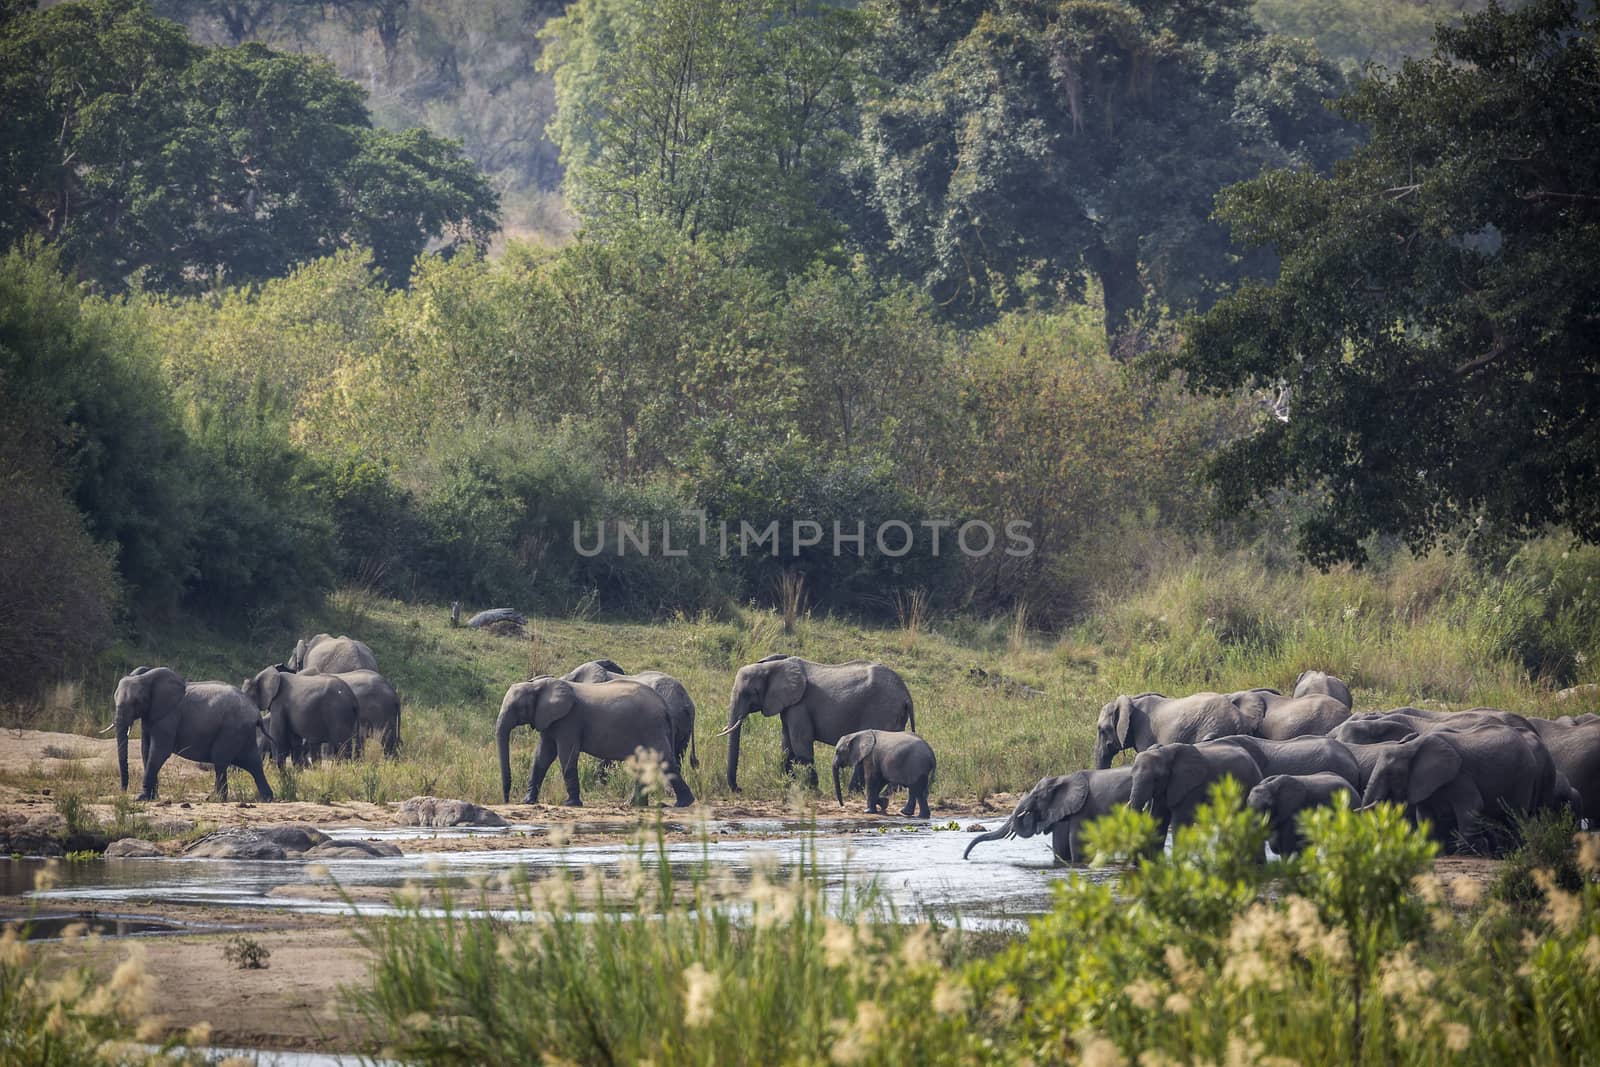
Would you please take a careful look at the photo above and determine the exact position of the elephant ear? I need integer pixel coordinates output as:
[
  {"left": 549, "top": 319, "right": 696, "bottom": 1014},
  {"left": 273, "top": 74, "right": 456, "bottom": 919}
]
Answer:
[
  {"left": 594, "top": 659, "right": 627, "bottom": 675},
  {"left": 1042, "top": 775, "right": 1091, "bottom": 826},
  {"left": 140, "top": 668, "right": 187, "bottom": 724},
  {"left": 1115, "top": 696, "right": 1136, "bottom": 747},
  {"left": 1408, "top": 736, "right": 1462, "bottom": 805},
  {"left": 764, "top": 657, "right": 807, "bottom": 713},
  {"left": 535, "top": 679, "right": 577, "bottom": 730},
  {"left": 1166, "top": 746, "right": 1211, "bottom": 808},
  {"left": 258, "top": 669, "right": 284, "bottom": 710}
]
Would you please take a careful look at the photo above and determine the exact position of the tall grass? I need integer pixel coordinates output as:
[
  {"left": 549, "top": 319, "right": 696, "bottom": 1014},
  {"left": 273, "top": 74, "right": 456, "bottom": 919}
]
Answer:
[
  {"left": 4, "top": 539, "right": 1597, "bottom": 809},
  {"left": 350, "top": 795, "right": 1600, "bottom": 1066}
]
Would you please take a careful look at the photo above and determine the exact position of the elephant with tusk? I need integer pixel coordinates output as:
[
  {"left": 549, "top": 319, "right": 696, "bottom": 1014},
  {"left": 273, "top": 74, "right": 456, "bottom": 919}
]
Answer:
[
  {"left": 112, "top": 666, "right": 274, "bottom": 802},
  {"left": 722, "top": 655, "right": 914, "bottom": 792},
  {"left": 965, "top": 768, "right": 1137, "bottom": 865}
]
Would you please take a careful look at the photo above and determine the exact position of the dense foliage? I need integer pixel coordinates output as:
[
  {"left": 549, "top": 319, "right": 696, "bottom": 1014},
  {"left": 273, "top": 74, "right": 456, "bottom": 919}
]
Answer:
[
  {"left": 0, "top": 0, "right": 497, "bottom": 290},
  {"left": 1173, "top": 0, "right": 1600, "bottom": 565},
  {"left": 352, "top": 792, "right": 1600, "bottom": 1065}
]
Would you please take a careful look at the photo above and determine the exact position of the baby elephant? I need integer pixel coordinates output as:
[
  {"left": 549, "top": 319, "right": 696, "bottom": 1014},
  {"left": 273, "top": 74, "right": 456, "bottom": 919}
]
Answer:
[
  {"left": 1246, "top": 772, "right": 1357, "bottom": 857},
  {"left": 833, "top": 730, "right": 935, "bottom": 818}
]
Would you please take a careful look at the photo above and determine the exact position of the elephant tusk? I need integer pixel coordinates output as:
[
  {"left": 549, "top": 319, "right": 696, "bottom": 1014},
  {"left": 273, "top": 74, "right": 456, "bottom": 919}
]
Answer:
[
  {"left": 100, "top": 722, "right": 116, "bottom": 734},
  {"left": 715, "top": 723, "right": 741, "bottom": 738}
]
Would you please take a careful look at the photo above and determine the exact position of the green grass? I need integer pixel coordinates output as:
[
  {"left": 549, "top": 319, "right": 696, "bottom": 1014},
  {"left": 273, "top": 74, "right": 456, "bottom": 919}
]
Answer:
[
  {"left": 6, "top": 541, "right": 1598, "bottom": 809},
  {"left": 345, "top": 796, "right": 1600, "bottom": 1066}
]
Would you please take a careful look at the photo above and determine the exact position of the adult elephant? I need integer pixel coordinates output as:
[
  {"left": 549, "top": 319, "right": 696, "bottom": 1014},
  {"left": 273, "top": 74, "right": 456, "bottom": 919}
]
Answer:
[
  {"left": 1524, "top": 715, "right": 1600, "bottom": 826},
  {"left": 563, "top": 660, "right": 697, "bottom": 769},
  {"left": 721, "top": 656, "right": 914, "bottom": 792},
  {"left": 1293, "top": 670, "right": 1353, "bottom": 709},
  {"left": 1333, "top": 707, "right": 1530, "bottom": 746},
  {"left": 964, "top": 768, "right": 1136, "bottom": 865},
  {"left": 109, "top": 667, "right": 273, "bottom": 802},
  {"left": 1359, "top": 722, "right": 1560, "bottom": 852},
  {"left": 287, "top": 633, "right": 377, "bottom": 675},
  {"left": 497, "top": 677, "right": 694, "bottom": 807},
  {"left": 243, "top": 667, "right": 360, "bottom": 767},
  {"left": 333, "top": 670, "right": 402, "bottom": 756},
  {"left": 1209, "top": 734, "right": 1361, "bottom": 786},
  {"left": 1093, "top": 692, "right": 1256, "bottom": 769},
  {"left": 1128, "top": 742, "right": 1263, "bottom": 840},
  {"left": 1247, "top": 773, "right": 1357, "bottom": 857},
  {"left": 1228, "top": 689, "right": 1351, "bottom": 739}
]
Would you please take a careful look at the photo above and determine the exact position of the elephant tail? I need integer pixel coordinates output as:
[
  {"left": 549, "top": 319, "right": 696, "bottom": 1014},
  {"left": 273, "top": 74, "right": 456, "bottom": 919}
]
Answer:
[
  {"left": 906, "top": 700, "right": 917, "bottom": 733},
  {"left": 688, "top": 723, "right": 699, "bottom": 770}
]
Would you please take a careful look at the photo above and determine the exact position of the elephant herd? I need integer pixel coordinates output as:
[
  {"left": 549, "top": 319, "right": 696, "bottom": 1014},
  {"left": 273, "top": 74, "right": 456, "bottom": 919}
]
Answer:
[
  {"left": 110, "top": 634, "right": 401, "bottom": 801},
  {"left": 495, "top": 655, "right": 920, "bottom": 810},
  {"left": 110, "top": 643, "right": 1599, "bottom": 867},
  {"left": 967, "top": 670, "right": 1600, "bottom": 863}
]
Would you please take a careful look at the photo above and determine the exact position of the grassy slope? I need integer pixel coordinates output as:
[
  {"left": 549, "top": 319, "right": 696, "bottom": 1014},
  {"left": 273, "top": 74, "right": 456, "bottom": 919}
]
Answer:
[{"left": 13, "top": 546, "right": 1599, "bottom": 809}]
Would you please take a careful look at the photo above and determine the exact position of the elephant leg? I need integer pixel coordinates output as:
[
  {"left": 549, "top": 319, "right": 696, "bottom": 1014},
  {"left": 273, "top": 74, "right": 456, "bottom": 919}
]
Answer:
[
  {"left": 241, "top": 755, "right": 274, "bottom": 802},
  {"left": 559, "top": 745, "right": 583, "bottom": 807},
  {"left": 140, "top": 734, "right": 175, "bottom": 801},
  {"left": 899, "top": 780, "right": 918, "bottom": 818},
  {"left": 666, "top": 760, "right": 695, "bottom": 808},
  {"left": 212, "top": 761, "right": 230, "bottom": 800},
  {"left": 140, "top": 733, "right": 151, "bottom": 776},
  {"left": 787, "top": 716, "right": 819, "bottom": 791},
  {"left": 524, "top": 734, "right": 557, "bottom": 804},
  {"left": 1050, "top": 822, "right": 1072, "bottom": 867},
  {"left": 864, "top": 767, "right": 885, "bottom": 813}
]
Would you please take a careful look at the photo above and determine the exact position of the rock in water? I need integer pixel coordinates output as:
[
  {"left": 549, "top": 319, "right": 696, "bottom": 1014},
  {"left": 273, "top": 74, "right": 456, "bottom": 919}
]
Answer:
[{"left": 398, "top": 795, "right": 507, "bottom": 828}]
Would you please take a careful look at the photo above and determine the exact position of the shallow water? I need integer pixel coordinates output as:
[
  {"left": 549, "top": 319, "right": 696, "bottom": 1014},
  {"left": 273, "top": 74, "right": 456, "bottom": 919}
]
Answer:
[{"left": 6, "top": 821, "right": 1111, "bottom": 929}]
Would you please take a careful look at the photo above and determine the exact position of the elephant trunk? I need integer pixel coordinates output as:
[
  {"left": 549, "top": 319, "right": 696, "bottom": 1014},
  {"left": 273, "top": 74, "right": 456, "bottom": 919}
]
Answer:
[
  {"left": 833, "top": 763, "right": 844, "bottom": 808},
  {"left": 963, "top": 819, "right": 1012, "bottom": 860},
  {"left": 1092, "top": 737, "right": 1113, "bottom": 771},
  {"left": 724, "top": 711, "right": 745, "bottom": 792},
  {"left": 116, "top": 712, "right": 130, "bottom": 792},
  {"left": 496, "top": 706, "right": 518, "bottom": 804}
]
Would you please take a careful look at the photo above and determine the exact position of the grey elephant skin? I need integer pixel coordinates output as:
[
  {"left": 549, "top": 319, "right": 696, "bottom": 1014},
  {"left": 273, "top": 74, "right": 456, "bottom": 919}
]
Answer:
[
  {"left": 1293, "top": 670, "right": 1353, "bottom": 709},
  {"left": 112, "top": 667, "right": 273, "bottom": 802},
  {"left": 1524, "top": 715, "right": 1599, "bottom": 826},
  {"left": 1228, "top": 689, "right": 1351, "bottom": 739},
  {"left": 564, "top": 659, "right": 697, "bottom": 769},
  {"left": 722, "top": 656, "right": 914, "bottom": 791},
  {"left": 1360, "top": 722, "right": 1561, "bottom": 851},
  {"left": 1128, "top": 742, "right": 1264, "bottom": 839},
  {"left": 1208, "top": 734, "right": 1360, "bottom": 787},
  {"left": 287, "top": 633, "right": 377, "bottom": 674},
  {"left": 1093, "top": 692, "right": 1257, "bottom": 770},
  {"left": 1333, "top": 707, "right": 1532, "bottom": 746},
  {"left": 330, "top": 669, "right": 401, "bottom": 756},
  {"left": 244, "top": 667, "right": 360, "bottom": 767},
  {"left": 832, "top": 730, "right": 935, "bottom": 818},
  {"left": 965, "top": 768, "right": 1135, "bottom": 865},
  {"left": 498, "top": 677, "right": 694, "bottom": 807},
  {"left": 1247, "top": 773, "right": 1357, "bottom": 856}
]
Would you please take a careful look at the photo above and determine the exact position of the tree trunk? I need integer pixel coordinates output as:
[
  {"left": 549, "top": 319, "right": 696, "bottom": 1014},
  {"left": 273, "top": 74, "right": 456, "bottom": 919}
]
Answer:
[{"left": 1085, "top": 237, "right": 1144, "bottom": 352}]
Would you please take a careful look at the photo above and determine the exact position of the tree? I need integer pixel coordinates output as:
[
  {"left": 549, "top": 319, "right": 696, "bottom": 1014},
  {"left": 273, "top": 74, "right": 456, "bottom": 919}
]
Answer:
[
  {"left": 860, "top": 0, "right": 1356, "bottom": 341},
  {"left": 1169, "top": 0, "right": 1600, "bottom": 564},
  {"left": 540, "top": 0, "right": 869, "bottom": 271},
  {"left": 1251, "top": 0, "right": 1498, "bottom": 70},
  {"left": 0, "top": 0, "right": 498, "bottom": 291}
]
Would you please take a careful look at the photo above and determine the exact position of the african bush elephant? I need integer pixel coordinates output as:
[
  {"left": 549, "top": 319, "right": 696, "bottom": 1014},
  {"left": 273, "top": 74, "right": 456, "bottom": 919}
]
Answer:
[
  {"left": 1208, "top": 734, "right": 1361, "bottom": 786},
  {"left": 287, "top": 633, "right": 377, "bottom": 675},
  {"left": 1128, "top": 742, "right": 1263, "bottom": 840},
  {"left": 963, "top": 768, "right": 1136, "bottom": 865},
  {"left": 832, "top": 730, "right": 935, "bottom": 818},
  {"left": 333, "top": 669, "right": 402, "bottom": 756},
  {"left": 722, "top": 656, "right": 914, "bottom": 791},
  {"left": 1293, "top": 670, "right": 1353, "bottom": 709},
  {"left": 497, "top": 677, "right": 694, "bottom": 807},
  {"left": 1333, "top": 707, "right": 1529, "bottom": 746},
  {"left": 110, "top": 667, "right": 273, "bottom": 802},
  {"left": 1228, "top": 689, "right": 1351, "bottom": 739},
  {"left": 243, "top": 667, "right": 360, "bottom": 768},
  {"left": 1524, "top": 715, "right": 1599, "bottom": 826},
  {"left": 1360, "top": 722, "right": 1560, "bottom": 852},
  {"left": 1093, "top": 692, "right": 1257, "bottom": 769},
  {"left": 563, "top": 659, "right": 697, "bottom": 769},
  {"left": 1247, "top": 773, "right": 1357, "bottom": 857}
]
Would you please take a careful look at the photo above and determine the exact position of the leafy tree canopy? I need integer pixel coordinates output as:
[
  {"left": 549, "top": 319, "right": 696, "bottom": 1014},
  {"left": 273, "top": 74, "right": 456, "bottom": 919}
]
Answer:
[
  {"left": 1171, "top": 0, "right": 1600, "bottom": 564},
  {"left": 860, "top": 0, "right": 1357, "bottom": 340},
  {"left": 540, "top": 0, "right": 869, "bottom": 273},
  {"left": 0, "top": 0, "right": 498, "bottom": 291}
]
